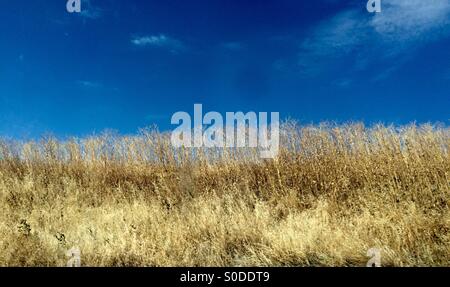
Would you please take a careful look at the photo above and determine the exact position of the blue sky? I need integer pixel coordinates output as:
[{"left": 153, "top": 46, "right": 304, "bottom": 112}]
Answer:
[{"left": 0, "top": 0, "right": 449, "bottom": 138}]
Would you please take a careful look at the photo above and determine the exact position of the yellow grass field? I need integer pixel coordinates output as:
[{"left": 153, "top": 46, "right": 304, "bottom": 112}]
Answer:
[{"left": 0, "top": 122, "right": 448, "bottom": 266}]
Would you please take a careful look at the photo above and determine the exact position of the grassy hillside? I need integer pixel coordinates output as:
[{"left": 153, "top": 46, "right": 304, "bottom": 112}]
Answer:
[{"left": 0, "top": 122, "right": 448, "bottom": 266}]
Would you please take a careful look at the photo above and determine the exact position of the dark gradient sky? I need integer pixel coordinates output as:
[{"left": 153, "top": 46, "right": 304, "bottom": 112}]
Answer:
[{"left": 0, "top": 0, "right": 449, "bottom": 138}]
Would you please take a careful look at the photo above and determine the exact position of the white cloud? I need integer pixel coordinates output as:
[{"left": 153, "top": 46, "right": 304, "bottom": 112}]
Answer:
[
  {"left": 333, "top": 78, "right": 353, "bottom": 87},
  {"left": 77, "top": 81, "right": 102, "bottom": 89},
  {"left": 297, "top": 0, "right": 450, "bottom": 77},
  {"left": 301, "top": 11, "right": 369, "bottom": 57},
  {"left": 371, "top": 0, "right": 450, "bottom": 42},
  {"left": 131, "top": 34, "right": 186, "bottom": 54},
  {"left": 298, "top": 10, "right": 374, "bottom": 76},
  {"left": 80, "top": 0, "right": 103, "bottom": 19},
  {"left": 132, "top": 35, "right": 168, "bottom": 46},
  {"left": 80, "top": 9, "right": 102, "bottom": 19}
]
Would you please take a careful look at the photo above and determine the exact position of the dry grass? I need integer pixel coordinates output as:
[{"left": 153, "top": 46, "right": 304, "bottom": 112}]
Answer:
[{"left": 0, "top": 122, "right": 448, "bottom": 266}]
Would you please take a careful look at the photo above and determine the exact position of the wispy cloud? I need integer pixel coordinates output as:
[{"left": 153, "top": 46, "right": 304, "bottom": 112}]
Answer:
[
  {"left": 79, "top": 0, "right": 103, "bottom": 19},
  {"left": 371, "top": 0, "right": 450, "bottom": 43},
  {"left": 77, "top": 80, "right": 120, "bottom": 93},
  {"left": 297, "top": 0, "right": 450, "bottom": 77},
  {"left": 77, "top": 80, "right": 102, "bottom": 89},
  {"left": 131, "top": 34, "right": 187, "bottom": 54},
  {"left": 333, "top": 78, "right": 353, "bottom": 88}
]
